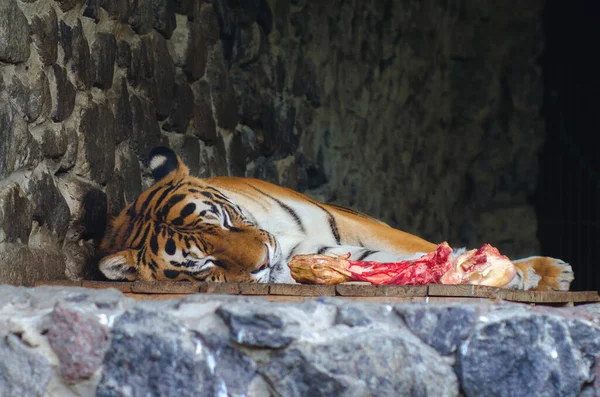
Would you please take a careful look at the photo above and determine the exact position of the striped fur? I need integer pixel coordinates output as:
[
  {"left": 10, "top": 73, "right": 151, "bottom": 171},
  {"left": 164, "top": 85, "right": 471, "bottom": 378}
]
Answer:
[{"left": 99, "top": 147, "right": 574, "bottom": 290}]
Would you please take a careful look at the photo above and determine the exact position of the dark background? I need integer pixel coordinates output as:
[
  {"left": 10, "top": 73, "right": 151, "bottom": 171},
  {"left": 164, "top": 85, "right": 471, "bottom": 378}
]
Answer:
[{"left": 536, "top": 1, "right": 600, "bottom": 291}]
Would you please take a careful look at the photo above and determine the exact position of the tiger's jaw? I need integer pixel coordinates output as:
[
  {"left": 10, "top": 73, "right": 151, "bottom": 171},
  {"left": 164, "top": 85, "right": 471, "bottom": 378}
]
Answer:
[{"left": 251, "top": 240, "right": 281, "bottom": 283}]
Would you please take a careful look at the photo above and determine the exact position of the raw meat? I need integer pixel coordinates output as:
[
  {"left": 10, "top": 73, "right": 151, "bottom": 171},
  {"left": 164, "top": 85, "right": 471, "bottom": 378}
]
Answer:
[{"left": 287, "top": 242, "right": 516, "bottom": 287}]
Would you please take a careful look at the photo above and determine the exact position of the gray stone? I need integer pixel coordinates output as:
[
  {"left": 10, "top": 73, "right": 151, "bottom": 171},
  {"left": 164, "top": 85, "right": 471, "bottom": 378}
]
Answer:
[
  {"left": 128, "top": 0, "right": 155, "bottom": 34},
  {"left": 0, "top": 0, "right": 30, "bottom": 63},
  {"left": 0, "top": 334, "right": 52, "bottom": 397},
  {"left": 26, "top": 170, "right": 71, "bottom": 243},
  {"left": 199, "top": 5, "right": 220, "bottom": 45},
  {"left": 456, "top": 312, "right": 590, "bottom": 397},
  {"left": 166, "top": 134, "right": 202, "bottom": 176},
  {"left": 101, "top": 0, "right": 130, "bottom": 23},
  {"left": 92, "top": 32, "right": 118, "bottom": 89},
  {"left": 46, "top": 305, "right": 108, "bottom": 384},
  {"left": 7, "top": 70, "right": 52, "bottom": 123},
  {"left": 83, "top": 0, "right": 100, "bottom": 21},
  {"left": 76, "top": 102, "right": 116, "bottom": 185},
  {"left": 395, "top": 303, "right": 481, "bottom": 356},
  {"left": 261, "top": 100, "right": 298, "bottom": 156},
  {"left": 0, "top": 99, "right": 43, "bottom": 179},
  {"left": 31, "top": 6, "right": 59, "bottom": 66},
  {"left": 0, "top": 244, "right": 65, "bottom": 286},
  {"left": 206, "top": 45, "right": 239, "bottom": 130},
  {"left": 105, "top": 145, "right": 142, "bottom": 216},
  {"left": 97, "top": 309, "right": 217, "bottom": 397},
  {"left": 216, "top": 301, "right": 336, "bottom": 349},
  {"left": 128, "top": 35, "right": 153, "bottom": 87},
  {"left": 184, "top": 21, "right": 208, "bottom": 82},
  {"left": 130, "top": 94, "right": 163, "bottom": 155},
  {"left": 151, "top": 0, "right": 177, "bottom": 39},
  {"left": 188, "top": 80, "right": 217, "bottom": 142},
  {"left": 33, "top": 125, "right": 68, "bottom": 160},
  {"left": 163, "top": 75, "right": 194, "bottom": 133},
  {"left": 199, "top": 333, "right": 258, "bottom": 396},
  {"left": 60, "top": 19, "right": 94, "bottom": 90},
  {"left": 0, "top": 183, "right": 33, "bottom": 244},
  {"left": 111, "top": 78, "right": 133, "bottom": 143},
  {"left": 261, "top": 327, "right": 459, "bottom": 397},
  {"left": 48, "top": 64, "right": 76, "bottom": 122},
  {"left": 54, "top": 0, "right": 80, "bottom": 12},
  {"left": 116, "top": 40, "right": 132, "bottom": 69},
  {"left": 151, "top": 32, "right": 176, "bottom": 120}
]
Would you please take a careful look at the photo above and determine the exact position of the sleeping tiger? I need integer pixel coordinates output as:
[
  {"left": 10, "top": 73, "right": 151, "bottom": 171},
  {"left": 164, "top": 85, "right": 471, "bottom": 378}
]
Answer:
[{"left": 98, "top": 146, "right": 574, "bottom": 291}]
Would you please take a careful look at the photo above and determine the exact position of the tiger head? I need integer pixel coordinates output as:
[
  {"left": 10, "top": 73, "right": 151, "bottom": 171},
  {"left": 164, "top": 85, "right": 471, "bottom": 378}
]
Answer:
[{"left": 98, "top": 147, "right": 279, "bottom": 283}]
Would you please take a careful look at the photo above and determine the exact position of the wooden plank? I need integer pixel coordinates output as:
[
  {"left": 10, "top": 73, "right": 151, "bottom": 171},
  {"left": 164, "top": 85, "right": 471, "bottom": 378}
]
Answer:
[
  {"left": 269, "top": 283, "right": 336, "bottom": 296},
  {"left": 33, "top": 280, "right": 82, "bottom": 287},
  {"left": 239, "top": 283, "right": 270, "bottom": 295},
  {"left": 426, "top": 296, "right": 497, "bottom": 304},
  {"left": 202, "top": 282, "right": 241, "bottom": 295},
  {"left": 340, "top": 296, "right": 428, "bottom": 304},
  {"left": 498, "top": 290, "right": 600, "bottom": 303},
  {"left": 123, "top": 293, "right": 193, "bottom": 301},
  {"left": 81, "top": 281, "right": 132, "bottom": 292},
  {"left": 131, "top": 281, "right": 199, "bottom": 294},
  {"left": 428, "top": 284, "right": 500, "bottom": 299},
  {"left": 336, "top": 284, "right": 428, "bottom": 297}
]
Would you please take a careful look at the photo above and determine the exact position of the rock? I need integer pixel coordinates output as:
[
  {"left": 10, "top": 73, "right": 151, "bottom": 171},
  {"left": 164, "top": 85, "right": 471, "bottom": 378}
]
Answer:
[
  {"left": 169, "top": 15, "right": 208, "bottom": 81},
  {"left": 25, "top": 169, "right": 71, "bottom": 243},
  {"left": 92, "top": 32, "right": 118, "bottom": 89},
  {"left": 216, "top": 301, "right": 336, "bottom": 349},
  {"left": 188, "top": 80, "right": 217, "bottom": 142},
  {"left": 260, "top": 327, "right": 459, "bottom": 397},
  {"left": 46, "top": 305, "right": 108, "bottom": 384},
  {"left": 0, "top": 243, "right": 65, "bottom": 286},
  {"left": 130, "top": 94, "right": 163, "bottom": 155},
  {"left": 0, "top": 183, "right": 33, "bottom": 244},
  {"left": 110, "top": 78, "right": 133, "bottom": 143},
  {"left": 54, "top": 0, "right": 80, "bottom": 12},
  {"left": 0, "top": 334, "right": 52, "bottom": 397},
  {"left": 75, "top": 102, "right": 116, "bottom": 185},
  {"left": 100, "top": 0, "right": 130, "bottom": 23},
  {"left": 129, "top": 0, "right": 155, "bottom": 35},
  {"left": 199, "top": 333, "right": 258, "bottom": 396},
  {"left": 105, "top": 145, "right": 142, "bottom": 216},
  {"left": 395, "top": 303, "right": 481, "bottom": 356},
  {"left": 0, "top": 0, "right": 30, "bottom": 63},
  {"left": 31, "top": 125, "right": 68, "bottom": 159},
  {"left": 456, "top": 311, "right": 590, "bottom": 397},
  {"left": 199, "top": 5, "right": 220, "bottom": 45},
  {"left": 148, "top": 32, "right": 176, "bottom": 120},
  {"left": 83, "top": 0, "right": 100, "bottom": 21},
  {"left": 116, "top": 40, "right": 131, "bottom": 69},
  {"left": 60, "top": 19, "right": 94, "bottom": 90},
  {"left": 261, "top": 100, "right": 298, "bottom": 156},
  {"left": 206, "top": 45, "right": 239, "bottom": 130},
  {"left": 0, "top": 99, "right": 43, "bottom": 179},
  {"left": 163, "top": 75, "right": 194, "bottom": 133},
  {"left": 128, "top": 35, "right": 153, "bottom": 87},
  {"left": 30, "top": 6, "right": 58, "bottom": 66},
  {"left": 507, "top": 66, "right": 543, "bottom": 112},
  {"left": 7, "top": 70, "right": 52, "bottom": 123},
  {"left": 47, "top": 64, "right": 76, "bottom": 122},
  {"left": 151, "top": 0, "right": 177, "bottom": 39},
  {"left": 96, "top": 309, "right": 217, "bottom": 396}
]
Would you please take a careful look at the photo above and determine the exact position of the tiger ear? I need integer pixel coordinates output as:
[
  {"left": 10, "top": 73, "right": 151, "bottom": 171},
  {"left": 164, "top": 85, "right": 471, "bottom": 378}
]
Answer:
[
  {"left": 99, "top": 249, "right": 139, "bottom": 281},
  {"left": 148, "top": 146, "right": 190, "bottom": 182}
]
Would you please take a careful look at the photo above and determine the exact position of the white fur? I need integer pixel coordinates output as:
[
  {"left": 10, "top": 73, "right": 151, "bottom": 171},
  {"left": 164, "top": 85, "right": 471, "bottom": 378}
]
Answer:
[{"left": 149, "top": 155, "right": 167, "bottom": 171}]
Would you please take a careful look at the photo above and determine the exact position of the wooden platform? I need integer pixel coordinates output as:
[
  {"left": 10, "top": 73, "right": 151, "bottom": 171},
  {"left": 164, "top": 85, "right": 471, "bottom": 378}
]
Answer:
[{"left": 32, "top": 280, "right": 600, "bottom": 306}]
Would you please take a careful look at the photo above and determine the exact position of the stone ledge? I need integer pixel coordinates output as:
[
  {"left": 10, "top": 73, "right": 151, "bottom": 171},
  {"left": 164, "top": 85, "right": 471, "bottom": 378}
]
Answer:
[{"left": 1, "top": 284, "right": 600, "bottom": 397}]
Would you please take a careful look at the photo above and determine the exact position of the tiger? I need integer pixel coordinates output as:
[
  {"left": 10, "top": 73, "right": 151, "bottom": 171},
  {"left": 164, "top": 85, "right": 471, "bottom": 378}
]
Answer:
[{"left": 98, "top": 146, "right": 574, "bottom": 291}]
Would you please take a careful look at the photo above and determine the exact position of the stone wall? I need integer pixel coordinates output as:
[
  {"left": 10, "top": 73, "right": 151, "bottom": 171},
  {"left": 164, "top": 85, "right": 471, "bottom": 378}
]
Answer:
[
  {"left": 1, "top": 286, "right": 600, "bottom": 396},
  {"left": 0, "top": 0, "right": 546, "bottom": 284}
]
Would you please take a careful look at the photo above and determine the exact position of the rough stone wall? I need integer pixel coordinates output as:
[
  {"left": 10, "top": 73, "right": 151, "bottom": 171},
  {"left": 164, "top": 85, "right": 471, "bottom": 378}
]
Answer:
[
  {"left": 2, "top": 286, "right": 600, "bottom": 396},
  {"left": 0, "top": 0, "right": 545, "bottom": 284}
]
